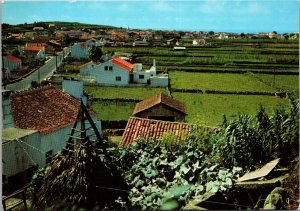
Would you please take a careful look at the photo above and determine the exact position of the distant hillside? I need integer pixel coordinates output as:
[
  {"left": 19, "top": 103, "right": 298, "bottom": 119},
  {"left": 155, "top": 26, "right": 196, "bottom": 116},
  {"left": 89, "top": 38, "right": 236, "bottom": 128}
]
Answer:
[{"left": 2, "top": 21, "right": 118, "bottom": 33}]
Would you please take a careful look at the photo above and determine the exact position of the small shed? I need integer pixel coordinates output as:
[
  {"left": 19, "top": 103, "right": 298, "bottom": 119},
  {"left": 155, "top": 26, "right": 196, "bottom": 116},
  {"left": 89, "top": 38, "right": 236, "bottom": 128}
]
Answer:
[{"left": 133, "top": 93, "right": 187, "bottom": 121}]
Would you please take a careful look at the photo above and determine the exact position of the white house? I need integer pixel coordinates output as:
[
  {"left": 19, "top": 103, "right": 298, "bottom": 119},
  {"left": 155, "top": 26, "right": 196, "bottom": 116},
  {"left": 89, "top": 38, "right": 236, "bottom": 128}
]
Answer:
[
  {"left": 23, "top": 43, "right": 46, "bottom": 59},
  {"left": 132, "top": 60, "right": 156, "bottom": 84},
  {"left": 193, "top": 39, "right": 207, "bottom": 45},
  {"left": 80, "top": 57, "right": 133, "bottom": 85},
  {"left": 133, "top": 37, "right": 148, "bottom": 46},
  {"left": 71, "top": 43, "right": 90, "bottom": 58},
  {"left": 3, "top": 55, "right": 22, "bottom": 75},
  {"left": 80, "top": 58, "right": 169, "bottom": 87}
]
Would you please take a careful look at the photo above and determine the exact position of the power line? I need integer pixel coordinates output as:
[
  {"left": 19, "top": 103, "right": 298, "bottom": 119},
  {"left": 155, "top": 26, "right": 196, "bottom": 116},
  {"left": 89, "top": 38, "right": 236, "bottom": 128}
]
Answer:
[
  {"left": 16, "top": 139, "right": 38, "bottom": 166},
  {"left": 17, "top": 138, "right": 46, "bottom": 155}
]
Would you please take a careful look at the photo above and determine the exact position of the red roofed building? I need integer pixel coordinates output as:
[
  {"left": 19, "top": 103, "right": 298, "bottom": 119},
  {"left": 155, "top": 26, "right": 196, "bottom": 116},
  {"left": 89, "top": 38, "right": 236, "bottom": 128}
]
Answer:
[
  {"left": 133, "top": 93, "right": 187, "bottom": 122},
  {"left": 80, "top": 57, "right": 134, "bottom": 85},
  {"left": 3, "top": 55, "right": 22, "bottom": 78},
  {"left": 23, "top": 43, "right": 46, "bottom": 58},
  {"left": 9, "top": 85, "right": 102, "bottom": 166},
  {"left": 120, "top": 117, "right": 194, "bottom": 147}
]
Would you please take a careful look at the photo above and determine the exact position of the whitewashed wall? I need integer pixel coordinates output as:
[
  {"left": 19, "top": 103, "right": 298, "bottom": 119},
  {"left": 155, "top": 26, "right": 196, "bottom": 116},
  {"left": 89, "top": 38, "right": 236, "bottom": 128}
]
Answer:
[
  {"left": 2, "top": 131, "right": 41, "bottom": 177},
  {"left": 71, "top": 44, "right": 89, "bottom": 58},
  {"left": 94, "top": 61, "right": 130, "bottom": 85}
]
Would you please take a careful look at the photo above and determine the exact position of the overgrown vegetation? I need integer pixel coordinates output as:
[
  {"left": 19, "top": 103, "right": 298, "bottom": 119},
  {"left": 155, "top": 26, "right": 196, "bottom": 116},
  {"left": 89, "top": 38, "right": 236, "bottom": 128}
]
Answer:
[{"left": 31, "top": 99, "right": 299, "bottom": 210}]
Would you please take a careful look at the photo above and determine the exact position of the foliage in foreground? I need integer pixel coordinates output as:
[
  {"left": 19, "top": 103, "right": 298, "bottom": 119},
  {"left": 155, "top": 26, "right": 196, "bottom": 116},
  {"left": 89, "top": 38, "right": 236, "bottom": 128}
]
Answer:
[{"left": 31, "top": 99, "right": 299, "bottom": 210}]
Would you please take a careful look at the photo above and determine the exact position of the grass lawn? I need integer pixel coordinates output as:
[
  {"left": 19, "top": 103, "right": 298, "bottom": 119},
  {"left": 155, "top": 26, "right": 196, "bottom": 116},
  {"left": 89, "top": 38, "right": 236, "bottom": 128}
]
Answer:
[
  {"left": 170, "top": 71, "right": 276, "bottom": 92},
  {"left": 173, "top": 93, "right": 290, "bottom": 127},
  {"left": 85, "top": 86, "right": 168, "bottom": 100},
  {"left": 91, "top": 101, "right": 135, "bottom": 120},
  {"left": 254, "top": 74, "right": 299, "bottom": 92}
]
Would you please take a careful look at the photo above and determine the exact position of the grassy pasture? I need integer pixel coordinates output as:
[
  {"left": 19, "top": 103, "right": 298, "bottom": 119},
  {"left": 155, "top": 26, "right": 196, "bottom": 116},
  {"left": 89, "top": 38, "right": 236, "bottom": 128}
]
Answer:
[
  {"left": 173, "top": 93, "right": 290, "bottom": 126},
  {"left": 85, "top": 86, "right": 168, "bottom": 100},
  {"left": 170, "top": 71, "right": 276, "bottom": 92},
  {"left": 254, "top": 74, "right": 299, "bottom": 92},
  {"left": 91, "top": 101, "right": 135, "bottom": 120}
]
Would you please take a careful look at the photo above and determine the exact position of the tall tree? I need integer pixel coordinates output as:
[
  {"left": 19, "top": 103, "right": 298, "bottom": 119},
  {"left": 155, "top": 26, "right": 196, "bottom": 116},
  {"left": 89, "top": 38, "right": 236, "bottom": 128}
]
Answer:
[{"left": 89, "top": 45, "right": 103, "bottom": 62}]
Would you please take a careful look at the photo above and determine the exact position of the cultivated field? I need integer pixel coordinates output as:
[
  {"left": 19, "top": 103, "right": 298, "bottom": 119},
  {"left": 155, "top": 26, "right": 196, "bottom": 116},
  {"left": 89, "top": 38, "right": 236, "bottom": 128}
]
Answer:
[{"left": 85, "top": 38, "right": 298, "bottom": 127}]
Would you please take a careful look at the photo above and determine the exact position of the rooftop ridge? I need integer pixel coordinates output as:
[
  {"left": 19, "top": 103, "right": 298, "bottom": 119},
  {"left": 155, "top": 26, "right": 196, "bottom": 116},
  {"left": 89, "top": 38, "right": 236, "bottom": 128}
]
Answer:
[{"left": 11, "top": 84, "right": 54, "bottom": 97}]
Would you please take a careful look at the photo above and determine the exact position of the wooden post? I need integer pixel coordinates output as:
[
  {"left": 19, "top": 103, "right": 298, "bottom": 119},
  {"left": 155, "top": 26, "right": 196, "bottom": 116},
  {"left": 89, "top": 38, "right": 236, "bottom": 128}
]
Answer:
[
  {"left": 3, "top": 199, "right": 6, "bottom": 211},
  {"left": 22, "top": 190, "right": 28, "bottom": 211}
]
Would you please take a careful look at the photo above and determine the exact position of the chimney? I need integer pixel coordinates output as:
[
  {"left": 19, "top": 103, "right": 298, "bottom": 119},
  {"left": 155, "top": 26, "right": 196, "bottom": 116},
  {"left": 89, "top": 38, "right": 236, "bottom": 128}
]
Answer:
[{"left": 153, "top": 59, "right": 156, "bottom": 68}]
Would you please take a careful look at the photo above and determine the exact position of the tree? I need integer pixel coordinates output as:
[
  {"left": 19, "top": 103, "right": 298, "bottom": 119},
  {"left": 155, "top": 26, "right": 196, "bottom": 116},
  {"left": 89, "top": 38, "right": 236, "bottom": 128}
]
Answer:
[
  {"left": 89, "top": 46, "right": 103, "bottom": 62},
  {"left": 208, "top": 31, "right": 214, "bottom": 35},
  {"left": 240, "top": 33, "right": 245, "bottom": 38},
  {"left": 63, "top": 34, "right": 72, "bottom": 46},
  {"left": 12, "top": 49, "right": 20, "bottom": 58}
]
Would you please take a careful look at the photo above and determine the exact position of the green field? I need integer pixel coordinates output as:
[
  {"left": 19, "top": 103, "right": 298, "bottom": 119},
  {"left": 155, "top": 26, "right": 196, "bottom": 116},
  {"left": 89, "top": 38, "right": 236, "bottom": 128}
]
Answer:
[
  {"left": 85, "top": 86, "right": 168, "bottom": 100},
  {"left": 173, "top": 93, "right": 290, "bottom": 127},
  {"left": 91, "top": 102, "right": 135, "bottom": 120},
  {"left": 170, "top": 71, "right": 276, "bottom": 92},
  {"left": 254, "top": 74, "right": 299, "bottom": 92},
  {"left": 89, "top": 39, "right": 298, "bottom": 127}
]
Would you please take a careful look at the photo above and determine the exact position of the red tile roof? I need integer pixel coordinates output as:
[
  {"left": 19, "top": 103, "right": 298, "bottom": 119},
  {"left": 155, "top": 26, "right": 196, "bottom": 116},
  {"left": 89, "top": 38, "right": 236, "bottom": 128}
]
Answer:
[
  {"left": 133, "top": 93, "right": 187, "bottom": 115},
  {"left": 10, "top": 85, "right": 81, "bottom": 134},
  {"left": 24, "top": 43, "right": 45, "bottom": 51},
  {"left": 4, "top": 55, "right": 21, "bottom": 63},
  {"left": 120, "top": 117, "right": 195, "bottom": 147},
  {"left": 111, "top": 57, "right": 134, "bottom": 71}
]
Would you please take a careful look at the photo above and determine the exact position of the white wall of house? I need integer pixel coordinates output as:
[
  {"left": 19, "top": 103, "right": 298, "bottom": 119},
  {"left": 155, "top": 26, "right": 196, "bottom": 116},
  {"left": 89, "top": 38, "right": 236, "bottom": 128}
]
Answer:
[
  {"left": 80, "top": 63, "right": 98, "bottom": 76},
  {"left": 2, "top": 129, "right": 40, "bottom": 178},
  {"left": 62, "top": 79, "right": 84, "bottom": 99},
  {"left": 40, "top": 116, "right": 102, "bottom": 166},
  {"left": 92, "top": 61, "right": 130, "bottom": 85},
  {"left": 3, "top": 58, "right": 21, "bottom": 71},
  {"left": 2, "top": 97, "right": 15, "bottom": 129},
  {"left": 150, "top": 74, "right": 169, "bottom": 87},
  {"left": 71, "top": 43, "right": 90, "bottom": 58}
]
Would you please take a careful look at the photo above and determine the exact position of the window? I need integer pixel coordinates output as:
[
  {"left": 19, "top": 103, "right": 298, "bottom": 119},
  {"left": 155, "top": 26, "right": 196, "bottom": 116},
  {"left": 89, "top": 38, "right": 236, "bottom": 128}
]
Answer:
[
  {"left": 45, "top": 150, "right": 53, "bottom": 164},
  {"left": 105, "top": 66, "right": 113, "bottom": 71},
  {"left": 139, "top": 74, "right": 144, "bottom": 79},
  {"left": 116, "top": 76, "right": 121, "bottom": 81}
]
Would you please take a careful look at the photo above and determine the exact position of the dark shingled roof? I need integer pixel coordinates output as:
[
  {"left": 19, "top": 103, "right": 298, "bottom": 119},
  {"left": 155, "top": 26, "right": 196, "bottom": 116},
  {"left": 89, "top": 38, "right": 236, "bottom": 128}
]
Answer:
[
  {"left": 133, "top": 93, "right": 187, "bottom": 115},
  {"left": 120, "top": 117, "right": 194, "bottom": 147},
  {"left": 10, "top": 85, "right": 80, "bottom": 134}
]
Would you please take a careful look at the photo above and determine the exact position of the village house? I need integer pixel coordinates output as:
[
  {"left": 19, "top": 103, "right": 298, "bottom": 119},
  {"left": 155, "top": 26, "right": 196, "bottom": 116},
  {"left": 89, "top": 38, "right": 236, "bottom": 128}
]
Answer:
[
  {"left": 2, "top": 85, "right": 102, "bottom": 191},
  {"left": 120, "top": 117, "right": 194, "bottom": 147},
  {"left": 80, "top": 57, "right": 169, "bottom": 87},
  {"left": 193, "top": 38, "right": 207, "bottom": 45},
  {"left": 70, "top": 43, "right": 90, "bottom": 58},
  {"left": 57, "top": 30, "right": 87, "bottom": 39},
  {"left": 133, "top": 37, "right": 148, "bottom": 46},
  {"left": 133, "top": 93, "right": 187, "bottom": 121},
  {"left": 3, "top": 55, "right": 22, "bottom": 76},
  {"left": 166, "top": 38, "right": 179, "bottom": 46},
  {"left": 23, "top": 43, "right": 46, "bottom": 59},
  {"left": 268, "top": 31, "right": 278, "bottom": 39},
  {"left": 70, "top": 38, "right": 104, "bottom": 58}
]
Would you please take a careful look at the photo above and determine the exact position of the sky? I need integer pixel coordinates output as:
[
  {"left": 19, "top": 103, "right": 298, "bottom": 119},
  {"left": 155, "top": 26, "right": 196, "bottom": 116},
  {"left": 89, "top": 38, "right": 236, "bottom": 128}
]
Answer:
[{"left": 2, "top": 0, "right": 299, "bottom": 33}]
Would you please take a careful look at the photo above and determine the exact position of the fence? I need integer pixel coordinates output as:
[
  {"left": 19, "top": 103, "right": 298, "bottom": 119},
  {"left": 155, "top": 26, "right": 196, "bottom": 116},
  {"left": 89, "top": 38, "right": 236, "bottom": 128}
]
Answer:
[{"left": 4, "top": 48, "right": 70, "bottom": 91}]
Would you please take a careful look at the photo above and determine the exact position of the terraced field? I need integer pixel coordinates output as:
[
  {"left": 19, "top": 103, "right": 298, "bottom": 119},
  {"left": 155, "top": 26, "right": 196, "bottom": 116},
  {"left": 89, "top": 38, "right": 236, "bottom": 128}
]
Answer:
[
  {"left": 170, "top": 72, "right": 276, "bottom": 92},
  {"left": 173, "top": 93, "right": 290, "bottom": 126},
  {"left": 89, "top": 38, "right": 298, "bottom": 127}
]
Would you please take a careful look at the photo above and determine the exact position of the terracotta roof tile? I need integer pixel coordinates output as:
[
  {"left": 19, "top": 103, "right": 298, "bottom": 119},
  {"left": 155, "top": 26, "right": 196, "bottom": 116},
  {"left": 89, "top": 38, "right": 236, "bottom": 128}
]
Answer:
[
  {"left": 133, "top": 93, "right": 187, "bottom": 115},
  {"left": 10, "top": 85, "right": 81, "bottom": 134},
  {"left": 24, "top": 43, "right": 45, "bottom": 51},
  {"left": 111, "top": 57, "right": 134, "bottom": 71},
  {"left": 4, "top": 55, "right": 21, "bottom": 63},
  {"left": 120, "top": 117, "right": 195, "bottom": 147}
]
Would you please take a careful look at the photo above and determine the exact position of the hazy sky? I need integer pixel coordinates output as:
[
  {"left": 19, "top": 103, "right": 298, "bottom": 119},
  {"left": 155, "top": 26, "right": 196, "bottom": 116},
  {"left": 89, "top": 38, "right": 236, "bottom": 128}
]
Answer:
[{"left": 2, "top": 0, "right": 299, "bottom": 33}]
